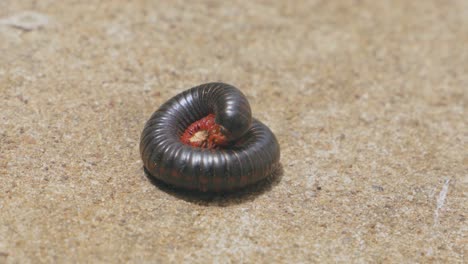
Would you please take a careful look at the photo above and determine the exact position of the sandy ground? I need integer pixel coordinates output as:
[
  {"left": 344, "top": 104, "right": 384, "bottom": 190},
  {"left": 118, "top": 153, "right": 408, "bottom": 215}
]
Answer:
[{"left": 0, "top": 0, "right": 466, "bottom": 263}]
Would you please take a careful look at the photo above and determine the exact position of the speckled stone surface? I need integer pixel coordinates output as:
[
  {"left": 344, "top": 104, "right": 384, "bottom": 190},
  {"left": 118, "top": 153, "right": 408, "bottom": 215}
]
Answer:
[{"left": 0, "top": 1, "right": 466, "bottom": 263}]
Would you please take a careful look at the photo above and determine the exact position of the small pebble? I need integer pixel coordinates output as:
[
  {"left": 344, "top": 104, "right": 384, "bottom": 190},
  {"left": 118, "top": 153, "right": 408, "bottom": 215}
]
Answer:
[
  {"left": 0, "top": 11, "right": 49, "bottom": 31},
  {"left": 372, "top": 185, "right": 384, "bottom": 192}
]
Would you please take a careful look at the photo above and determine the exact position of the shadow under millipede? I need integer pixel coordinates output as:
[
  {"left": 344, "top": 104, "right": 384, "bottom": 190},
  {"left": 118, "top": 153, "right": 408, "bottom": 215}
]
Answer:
[{"left": 143, "top": 164, "right": 283, "bottom": 206}]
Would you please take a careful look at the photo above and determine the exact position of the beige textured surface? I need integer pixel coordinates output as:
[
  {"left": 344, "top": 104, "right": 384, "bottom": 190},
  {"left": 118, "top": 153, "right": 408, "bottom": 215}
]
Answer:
[{"left": 1, "top": 1, "right": 467, "bottom": 263}]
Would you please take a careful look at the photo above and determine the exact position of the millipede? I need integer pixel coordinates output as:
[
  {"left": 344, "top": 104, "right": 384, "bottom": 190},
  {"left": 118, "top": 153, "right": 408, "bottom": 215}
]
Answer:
[{"left": 140, "top": 82, "right": 280, "bottom": 192}]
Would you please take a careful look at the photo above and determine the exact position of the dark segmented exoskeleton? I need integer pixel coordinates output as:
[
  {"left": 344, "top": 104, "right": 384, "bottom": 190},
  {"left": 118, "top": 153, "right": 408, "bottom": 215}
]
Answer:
[{"left": 140, "top": 82, "right": 280, "bottom": 192}]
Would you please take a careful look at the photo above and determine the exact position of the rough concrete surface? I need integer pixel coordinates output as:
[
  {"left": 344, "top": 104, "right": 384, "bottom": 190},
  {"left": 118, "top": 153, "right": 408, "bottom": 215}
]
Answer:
[{"left": 0, "top": 0, "right": 466, "bottom": 263}]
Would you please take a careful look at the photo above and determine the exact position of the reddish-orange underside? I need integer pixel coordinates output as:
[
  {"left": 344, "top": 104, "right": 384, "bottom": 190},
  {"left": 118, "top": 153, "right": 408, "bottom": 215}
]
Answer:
[{"left": 180, "top": 114, "right": 228, "bottom": 149}]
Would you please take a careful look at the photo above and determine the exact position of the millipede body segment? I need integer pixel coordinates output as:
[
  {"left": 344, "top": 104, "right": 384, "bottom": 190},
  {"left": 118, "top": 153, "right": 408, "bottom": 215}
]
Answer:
[{"left": 140, "top": 82, "right": 280, "bottom": 192}]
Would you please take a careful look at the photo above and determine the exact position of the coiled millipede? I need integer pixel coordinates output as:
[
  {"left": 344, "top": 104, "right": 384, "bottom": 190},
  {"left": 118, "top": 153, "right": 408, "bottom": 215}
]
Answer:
[{"left": 140, "top": 82, "right": 280, "bottom": 192}]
